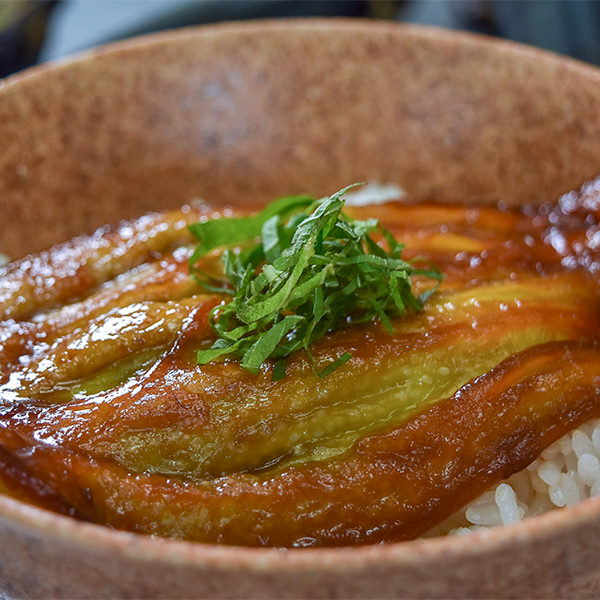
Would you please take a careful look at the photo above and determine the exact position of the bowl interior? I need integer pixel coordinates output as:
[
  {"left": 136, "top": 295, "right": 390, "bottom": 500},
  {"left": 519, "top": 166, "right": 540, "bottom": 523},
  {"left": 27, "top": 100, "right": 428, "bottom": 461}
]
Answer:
[
  {"left": 2, "top": 19, "right": 600, "bottom": 599},
  {"left": 2, "top": 20, "right": 600, "bottom": 259}
]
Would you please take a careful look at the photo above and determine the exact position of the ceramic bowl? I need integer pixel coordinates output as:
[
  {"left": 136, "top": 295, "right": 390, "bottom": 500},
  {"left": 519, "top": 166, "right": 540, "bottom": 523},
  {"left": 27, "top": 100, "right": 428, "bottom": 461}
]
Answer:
[{"left": 1, "top": 19, "right": 600, "bottom": 599}]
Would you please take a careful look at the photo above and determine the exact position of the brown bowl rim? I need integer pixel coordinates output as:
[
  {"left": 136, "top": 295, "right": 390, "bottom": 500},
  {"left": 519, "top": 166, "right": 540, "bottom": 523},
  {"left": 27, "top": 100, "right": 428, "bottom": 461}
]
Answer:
[
  {"left": 2, "top": 17, "right": 600, "bottom": 570},
  {"left": 4, "top": 17, "right": 600, "bottom": 90}
]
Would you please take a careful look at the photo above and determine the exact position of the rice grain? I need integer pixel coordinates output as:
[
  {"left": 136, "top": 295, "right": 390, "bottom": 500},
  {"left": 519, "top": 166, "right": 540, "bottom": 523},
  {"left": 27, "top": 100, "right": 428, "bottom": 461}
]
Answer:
[{"left": 431, "top": 418, "right": 600, "bottom": 536}]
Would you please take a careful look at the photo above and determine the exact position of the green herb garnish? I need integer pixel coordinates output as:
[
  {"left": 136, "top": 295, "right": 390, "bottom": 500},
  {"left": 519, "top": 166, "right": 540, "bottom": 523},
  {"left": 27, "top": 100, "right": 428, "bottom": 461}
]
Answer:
[{"left": 188, "top": 185, "right": 442, "bottom": 380}]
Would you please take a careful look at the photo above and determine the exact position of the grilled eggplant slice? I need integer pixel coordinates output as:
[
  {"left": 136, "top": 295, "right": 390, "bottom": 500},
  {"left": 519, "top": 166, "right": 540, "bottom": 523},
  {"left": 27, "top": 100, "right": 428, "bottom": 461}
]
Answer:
[{"left": 1, "top": 182, "right": 600, "bottom": 547}]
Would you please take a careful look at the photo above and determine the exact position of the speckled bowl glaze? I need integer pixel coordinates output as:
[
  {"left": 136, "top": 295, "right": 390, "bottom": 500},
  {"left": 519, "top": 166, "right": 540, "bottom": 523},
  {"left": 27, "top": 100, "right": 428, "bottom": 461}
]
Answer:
[{"left": 1, "top": 19, "right": 600, "bottom": 599}]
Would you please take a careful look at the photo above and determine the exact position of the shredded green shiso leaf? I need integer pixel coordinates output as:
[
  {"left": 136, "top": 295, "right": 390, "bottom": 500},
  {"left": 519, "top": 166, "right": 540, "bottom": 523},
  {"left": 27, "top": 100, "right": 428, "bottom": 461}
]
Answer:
[{"left": 188, "top": 185, "right": 442, "bottom": 380}]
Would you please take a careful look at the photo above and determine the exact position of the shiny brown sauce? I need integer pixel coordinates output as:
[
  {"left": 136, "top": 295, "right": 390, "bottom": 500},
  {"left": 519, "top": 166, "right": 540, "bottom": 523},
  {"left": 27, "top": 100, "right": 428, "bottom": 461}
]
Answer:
[{"left": 1, "top": 179, "right": 600, "bottom": 546}]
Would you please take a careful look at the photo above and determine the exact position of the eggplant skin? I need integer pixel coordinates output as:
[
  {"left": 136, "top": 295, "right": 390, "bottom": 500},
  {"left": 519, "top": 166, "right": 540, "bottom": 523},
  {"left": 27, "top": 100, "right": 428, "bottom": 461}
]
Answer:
[{"left": 1, "top": 183, "right": 600, "bottom": 547}]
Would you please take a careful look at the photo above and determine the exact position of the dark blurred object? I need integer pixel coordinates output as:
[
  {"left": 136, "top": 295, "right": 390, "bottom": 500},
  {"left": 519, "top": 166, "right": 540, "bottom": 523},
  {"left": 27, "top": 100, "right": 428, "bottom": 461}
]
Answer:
[
  {"left": 489, "top": 0, "right": 600, "bottom": 65},
  {"left": 110, "top": 1, "right": 372, "bottom": 40},
  {"left": 401, "top": 0, "right": 600, "bottom": 65},
  {"left": 0, "top": 0, "right": 58, "bottom": 77}
]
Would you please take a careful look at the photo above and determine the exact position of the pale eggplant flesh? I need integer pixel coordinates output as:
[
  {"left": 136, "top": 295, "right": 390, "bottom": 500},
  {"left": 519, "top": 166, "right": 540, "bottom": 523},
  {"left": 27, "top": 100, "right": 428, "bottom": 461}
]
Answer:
[{"left": 1, "top": 180, "right": 600, "bottom": 547}]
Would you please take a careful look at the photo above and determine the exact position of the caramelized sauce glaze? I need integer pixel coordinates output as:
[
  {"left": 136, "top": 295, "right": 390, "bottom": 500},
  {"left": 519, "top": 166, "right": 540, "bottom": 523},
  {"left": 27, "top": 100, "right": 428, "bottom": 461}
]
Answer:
[{"left": 2, "top": 179, "right": 600, "bottom": 547}]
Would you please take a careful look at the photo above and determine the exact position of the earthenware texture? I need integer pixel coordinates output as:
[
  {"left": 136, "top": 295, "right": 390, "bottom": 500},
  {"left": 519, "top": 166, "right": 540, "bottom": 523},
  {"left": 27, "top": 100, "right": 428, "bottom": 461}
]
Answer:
[{"left": 1, "top": 19, "right": 600, "bottom": 599}]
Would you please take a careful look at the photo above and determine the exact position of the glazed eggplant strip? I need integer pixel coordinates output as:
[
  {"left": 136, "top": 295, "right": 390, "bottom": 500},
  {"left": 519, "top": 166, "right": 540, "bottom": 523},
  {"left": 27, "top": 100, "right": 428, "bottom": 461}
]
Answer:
[
  {"left": 14, "top": 299, "right": 204, "bottom": 396},
  {"left": 0, "top": 207, "right": 209, "bottom": 321},
  {"left": 1, "top": 181, "right": 600, "bottom": 546},
  {"left": 1, "top": 271, "right": 597, "bottom": 480},
  {"left": 0, "top": 250, "right": 204, "bottom": 379},
  {"left": 1, "top": 340, "right": 600, "bottom": 546}
]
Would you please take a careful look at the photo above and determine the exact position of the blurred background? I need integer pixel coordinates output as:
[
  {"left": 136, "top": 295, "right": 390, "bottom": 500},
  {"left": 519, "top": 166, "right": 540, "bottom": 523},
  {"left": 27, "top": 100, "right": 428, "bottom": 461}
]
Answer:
[{"left": 1, "top": 0, "right": 600, "bottom": 78}]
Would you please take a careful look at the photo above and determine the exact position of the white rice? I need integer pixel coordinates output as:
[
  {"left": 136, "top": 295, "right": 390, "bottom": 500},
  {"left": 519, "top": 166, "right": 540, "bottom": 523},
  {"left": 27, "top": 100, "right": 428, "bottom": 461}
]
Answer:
[
  {"left": 342, "top": 182, "right": 405, "bottom": 206},
  {"left": 0, "top": 254, "right": 8, "bottom": 266},
  {"left": 429, "top": 419, "right": 600, "bottom": 537}
]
